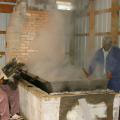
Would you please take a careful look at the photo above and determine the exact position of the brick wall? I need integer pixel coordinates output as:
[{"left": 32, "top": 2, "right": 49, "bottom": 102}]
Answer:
[
  {"left": 19, "top": 11, "right": 49, "bottom": 62},
  {"left": 6, "top": 8, "right": 49, "bottom": 62}
]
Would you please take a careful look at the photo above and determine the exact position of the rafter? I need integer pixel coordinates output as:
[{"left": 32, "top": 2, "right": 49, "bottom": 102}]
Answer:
[
  {"left": 0, "top": 4, "right": 14, "bottom": 13},
  {"left": 0, "top": 52, "right": 5, "bottom": 55},
  {"left": 0, "top": 0, "right": 16, "bottom": 2},
  {"left": 0, "top": 31, "right": 6, "bottom": 34}
]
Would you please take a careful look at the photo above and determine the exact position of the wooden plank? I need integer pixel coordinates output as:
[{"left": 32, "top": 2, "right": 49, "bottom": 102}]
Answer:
[
  {"left": 80, "top": 7, "right": 120, "bottom": 16},
  {"left": 96, "top": 32, "right": 120, "bottom": 36},
  {"left": 76, "top": 32, "right": 111, "bottom": 36},
  {"left": 111, "top": 0, "right": 119, "bottom": 45},
  {"left": 0, "top": 52, "right": 5, "bottom": 55},
  {"left": 0, "top": 4, "right": 14, "bottom": 13},
  {"left": 89, "top": 0, "right": 95, "bottom": 45},
  {"left": 95, "top": 8, "right": 111, "bottom": 14},
  {"left": 95, "top": 7, "right": 120, "bottom": 15},
  {"left": 76, "top": 32, "right": 120, "bottom": 36},
  {"left": 0, "top": 0, "right": 16, "bottom": 2},
  {"left": 95, "top": 32, "right": 111, "bottom": 36},
  {"left": 85, "top": 0, "right": 95, "bottom": 61},
  {"left": 76, "top": 33, "right": 89, "bottom": 36},
  {"left": 78, "top": 12, "right": 90, "bottom": 17},
  {"left": 0, "top": 31, "right": 6, "bottom": 34}
]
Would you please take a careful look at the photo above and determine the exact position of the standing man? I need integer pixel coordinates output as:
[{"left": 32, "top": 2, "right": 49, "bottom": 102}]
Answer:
[{"left": 87, "top": 36, "right": 120, "bottom": 92}]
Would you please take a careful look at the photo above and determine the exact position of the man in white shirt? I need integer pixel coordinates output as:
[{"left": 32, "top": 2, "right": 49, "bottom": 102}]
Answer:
[
  {"left": 102, "top": 41, "right": 112, "bottom": 75},
  {"left": 88, "top": 36, "right": 120, "bottom": 92}
]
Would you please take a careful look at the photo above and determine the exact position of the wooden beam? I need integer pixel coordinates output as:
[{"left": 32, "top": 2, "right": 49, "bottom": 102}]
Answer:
[
  {"left": 111, "top": 0, "right": 119, "bottom": 45},
  {"left": 0, "top": 52, "right": 5, "bottom": 55},
  {"left": 0, "top": 31, "right": 6, "bottom": 34},
  {"left": 76, "top": 33, "right": 89, "bottom": 36},
  {"left": 95, "top": 32, "right": 111, "bottom": 36},
  {"left": 76, "top": 32, "right": 120, "bottom": 36},
  {"left": 88, "top": 0, "right": 95, "bottom": 47},
  {"left": 89, "top": 0, "right": 95, "bottom": 40},
  {"left": 95, "top": 7, "right": 120, "bottom": 15},
  {"left": 0, "top": 4, "right": 14, "bottom": 13},
  {"left": 95, "top": 8, "right": 111, "bottom": 14},
  {"left": 76, "top": 32, "right": 112, "bottom": 36},
  {"left": 84, "top": 0, "right": 95, "bottom": 63},
  {"left": 0, "top": 0, "right": 16, "bottom": 2}
]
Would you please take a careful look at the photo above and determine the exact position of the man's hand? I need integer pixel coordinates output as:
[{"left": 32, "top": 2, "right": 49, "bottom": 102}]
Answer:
[
  {"left": 82, "top": 68, "right": 89, "bottom": 78},
  {"left": 107, "top": 72, "right": 112, "bottom": 80},
  {"left": 0, "top": 77, "right": 4, "bottom": 84}
]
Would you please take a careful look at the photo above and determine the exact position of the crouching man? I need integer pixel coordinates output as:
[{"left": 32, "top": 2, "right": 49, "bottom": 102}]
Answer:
[
  {"left": 0, "top": 86, "right": 9, "bottom": 120},
  {"left": 0, "top": 69, "right": 23, "bottom": 120}
]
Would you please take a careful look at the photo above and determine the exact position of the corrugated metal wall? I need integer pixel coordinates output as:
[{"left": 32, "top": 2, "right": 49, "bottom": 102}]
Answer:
[
  {"left": 74, "top": 36, "right": 88, "bottom": 67},
  {"left": 74, "top": 0, "right": 112, "bottom": 67},
  {"left": 95, "top": 0, "right": 111, "bottom": 10},
  {"left": 74, "top": 0, "right": 89, "bottom": 67},
  {"left": 0, "top": 13, "right": 11, "bottom": 67},
  {"left": 95, "top": 0, "right": 111, "bottom": 50},
  {"left": 95, "top": 13, "right": 111, "bottom": 33}
]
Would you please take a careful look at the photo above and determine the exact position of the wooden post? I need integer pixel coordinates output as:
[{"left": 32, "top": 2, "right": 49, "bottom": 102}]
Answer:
[
  {"left": 89, "top": 0, "right": 95, "bottom": 42},
  {"left": 87, "top": 0, "right": 95, "bottom": 64},
  {"left": 111, "top": 0, "right": 119, "bottom": 45}
]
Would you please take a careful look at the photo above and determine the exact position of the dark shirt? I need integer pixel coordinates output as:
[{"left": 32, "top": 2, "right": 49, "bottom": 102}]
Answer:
[{"left": 89, "top": 46, "right": 120, "bottom": 92}]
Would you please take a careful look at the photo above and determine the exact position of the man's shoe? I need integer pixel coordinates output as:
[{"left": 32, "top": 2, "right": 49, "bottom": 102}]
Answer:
[{"left": 10, "top": 114, "right": 24, "bottom": 120}]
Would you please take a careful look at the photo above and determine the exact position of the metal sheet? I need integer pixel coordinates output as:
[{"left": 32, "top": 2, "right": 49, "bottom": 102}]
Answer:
[
  {"left": 0, "top": 55, "right": 6, "bottom": 67},
  {"left": 74, "top": 4, "right": 89, "bottom": 66},
  {"left": 74, "top": 36, "right": 88, "bottom": 67},
  {"left": 0, "top": 34, "right": 6, "bottom": 67},
  {"left": 0, "top": 34, "right": 6, "bottom": 51},
  {"left": 0, "top": 13, "right": 11, "bottom": 31},
  {"left": 95, "top": 0, "right": 111, "bottom": 10},
  {"left": 95, "top": 13, "right": 111, "bottom": 33},
  {"left": 95, "top": 36, "right": 104, "bottom": 50}
]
